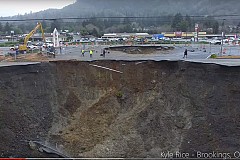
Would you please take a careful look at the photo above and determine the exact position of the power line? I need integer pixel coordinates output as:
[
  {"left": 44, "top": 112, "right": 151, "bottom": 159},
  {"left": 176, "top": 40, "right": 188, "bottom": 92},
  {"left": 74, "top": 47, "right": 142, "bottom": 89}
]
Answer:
[{"left": 0, "top": 15, "right": 240, "bottom": 22}]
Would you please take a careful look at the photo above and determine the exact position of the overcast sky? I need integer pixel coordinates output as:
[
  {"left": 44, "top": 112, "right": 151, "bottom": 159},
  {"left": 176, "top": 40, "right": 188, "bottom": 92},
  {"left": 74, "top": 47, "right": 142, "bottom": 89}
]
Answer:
[{"left": 0, "top": 0, "right": 76, "bottom": 17}]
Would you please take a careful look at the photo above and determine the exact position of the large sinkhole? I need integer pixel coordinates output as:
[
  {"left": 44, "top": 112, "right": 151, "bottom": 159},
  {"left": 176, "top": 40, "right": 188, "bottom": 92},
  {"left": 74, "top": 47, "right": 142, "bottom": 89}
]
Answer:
[
  {"left": 108, "top": 45, "right": 174, "bottom": 54},
  {"left": 0, "top": 60, "right": 240, "bottom": 158}
]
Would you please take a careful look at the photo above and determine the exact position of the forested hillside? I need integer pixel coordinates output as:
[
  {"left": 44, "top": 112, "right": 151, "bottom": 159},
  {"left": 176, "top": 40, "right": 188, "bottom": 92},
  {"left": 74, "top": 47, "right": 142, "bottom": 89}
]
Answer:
[
  {"left": 4, "top": 0, "right": 240, "bottom": 19},
  {"left": 0, "top": 0, "right": 239, "bottom": 35}
]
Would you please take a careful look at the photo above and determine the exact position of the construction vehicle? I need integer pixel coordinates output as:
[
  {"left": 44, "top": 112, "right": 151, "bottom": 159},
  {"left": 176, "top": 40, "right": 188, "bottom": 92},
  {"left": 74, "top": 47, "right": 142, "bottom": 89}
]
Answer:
[{"left": 19, "top": 22, "right": 46, "bottom": 53}]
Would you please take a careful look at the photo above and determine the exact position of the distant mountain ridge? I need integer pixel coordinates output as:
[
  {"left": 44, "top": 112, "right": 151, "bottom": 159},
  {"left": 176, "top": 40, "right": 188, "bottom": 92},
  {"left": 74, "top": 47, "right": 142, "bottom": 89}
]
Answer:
[{"left": 4, "top": 0, "right": 240, "bottom": 19}]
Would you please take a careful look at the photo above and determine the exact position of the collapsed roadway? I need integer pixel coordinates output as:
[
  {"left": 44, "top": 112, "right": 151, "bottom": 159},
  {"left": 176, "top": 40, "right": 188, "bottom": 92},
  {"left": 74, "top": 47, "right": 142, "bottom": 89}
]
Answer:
[{"left": 0, "top": 58, "right": 240, "bottom": 158}]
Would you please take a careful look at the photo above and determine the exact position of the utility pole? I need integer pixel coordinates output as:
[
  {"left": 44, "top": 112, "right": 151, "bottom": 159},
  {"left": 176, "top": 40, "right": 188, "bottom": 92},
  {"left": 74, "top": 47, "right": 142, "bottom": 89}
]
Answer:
[
  {"left": 185, "top": 25, "right": 188, "bottom": 46},
  {"left": 209, "top": 42, "right": 211, "bottom": 53},
  {"left": 220, "top": 19, "right": 226, "bottom": 56}
]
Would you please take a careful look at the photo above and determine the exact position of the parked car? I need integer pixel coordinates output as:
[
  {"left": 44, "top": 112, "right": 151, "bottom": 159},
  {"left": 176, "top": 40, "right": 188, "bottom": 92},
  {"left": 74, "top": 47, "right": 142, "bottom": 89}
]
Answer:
[
  {"left": 9, "top": 45, "right": 19, "bottom": 51},
  {"left": 27, "top": 45, "right": 38, "bottom": 50},
  {"left": 42, "top": 42, "right": 54, "bottom": 48},
  {"left": 209, "top": 39, "right": 222, "bottom": 45}
]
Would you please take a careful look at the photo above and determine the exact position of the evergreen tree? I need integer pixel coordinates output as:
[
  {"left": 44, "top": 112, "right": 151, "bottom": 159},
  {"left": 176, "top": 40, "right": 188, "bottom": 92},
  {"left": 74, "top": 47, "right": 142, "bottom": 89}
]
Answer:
[
  {"left": 13, "top": 27, "right": 23, "bottom": 34},
  {"left": 41, "top": 20, "right": 48, "bottom": 30},
  {"left": 18, "top": 24, "right": 27, "bottom": 33},
  {"left": 123, "top": 17, "right": 132, "bottom": 32},
  {"left": 91, "top": 28, "right": 99, "bottom": 37},
  {"left": 4, "top": 22, "right": 11, "bottom": 34},
  {"left": 185, "top": 15, "right": 192, "bottom": 31},
  {"left": 203, "top": 16, "right": 219, "bottom": 34},
  {"left": 213, "top": 21, "right": 219, "bottom": 34},
  {"left": 236, "top": 22, "right": 240, "bottom": 33},
  {"left": 82, "top": 20, "right": 89, "bottom": 27},
  {"left": 171, "top": 13, "right": 183, "bottom": 31},
  {"left": 50, "top": 20, "right": 61, "bottom": 32},
  {"left": 179, "top": 21, "right": 188, "bottom": 32},
  {"left": 80, "top": 28, "right": 89, "bottom": 36},
  {"left": 0, "top": 23, "right": 2, "bottom": 32}
]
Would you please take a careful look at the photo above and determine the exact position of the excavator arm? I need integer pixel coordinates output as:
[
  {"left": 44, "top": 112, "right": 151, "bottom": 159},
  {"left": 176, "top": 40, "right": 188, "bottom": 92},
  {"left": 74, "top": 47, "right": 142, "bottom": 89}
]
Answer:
[
  {"left": 39, "top": 23, "right": 46, "bottom": 43},
  {"left": 19, "top": 22, "right": 45, "bottom": 52}
]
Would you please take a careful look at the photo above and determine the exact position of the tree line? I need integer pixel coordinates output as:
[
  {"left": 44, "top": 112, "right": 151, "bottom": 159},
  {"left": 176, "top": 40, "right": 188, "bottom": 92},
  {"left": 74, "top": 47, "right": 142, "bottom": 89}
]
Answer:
[{"left": 0, "top": 13, "right": 239, "bottom": 37}]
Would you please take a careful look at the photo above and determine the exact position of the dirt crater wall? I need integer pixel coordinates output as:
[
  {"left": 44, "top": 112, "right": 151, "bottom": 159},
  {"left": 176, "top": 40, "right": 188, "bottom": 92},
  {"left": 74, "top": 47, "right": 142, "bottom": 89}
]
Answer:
[{"left": 0, "top": 60, "right": 240, "bottom": 158}]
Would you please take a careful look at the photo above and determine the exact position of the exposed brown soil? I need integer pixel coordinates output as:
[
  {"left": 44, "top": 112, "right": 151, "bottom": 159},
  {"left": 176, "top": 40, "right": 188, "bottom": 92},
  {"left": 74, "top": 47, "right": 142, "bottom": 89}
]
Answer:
[
  {"left": 1, "top": 53, "right": 52, "bottom": 62},
  {"left": 217, "top": 55, "right": 240, "bottom": 59},
  {"left": 0, "top": 55, "right": 5, "bottom": 61},
  {"left": 0, "top": 60, "right": 240, "bottom": 158},
  {"left": 109, "top": 46, "right": 174, "bottom": 54}
]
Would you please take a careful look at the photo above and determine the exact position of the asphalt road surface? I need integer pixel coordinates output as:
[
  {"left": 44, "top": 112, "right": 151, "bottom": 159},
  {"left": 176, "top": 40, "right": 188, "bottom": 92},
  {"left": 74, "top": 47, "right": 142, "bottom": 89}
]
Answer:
[
  {"left": 1, "top": 43, "right": 240, "bottom": 67},
  {"left": 53, "top": 43, "right": 240, "bottom": 61},
  {"left": 0, "top": 47, "right": 13, "bottom": 55}
]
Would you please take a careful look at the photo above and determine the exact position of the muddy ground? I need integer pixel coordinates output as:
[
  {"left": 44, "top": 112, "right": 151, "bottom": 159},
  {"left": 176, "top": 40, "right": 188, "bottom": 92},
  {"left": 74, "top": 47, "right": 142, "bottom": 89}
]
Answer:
[
  {"left": 0, "top": 60, "right": 240, "bottom": 158},
  {"left": 108, "top": 46, "right": 174, "bottom": 54}
]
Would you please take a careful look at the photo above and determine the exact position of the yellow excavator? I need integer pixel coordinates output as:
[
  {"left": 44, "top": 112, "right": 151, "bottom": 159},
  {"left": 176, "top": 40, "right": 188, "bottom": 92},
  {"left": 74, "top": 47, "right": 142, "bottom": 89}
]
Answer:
[{"left": 19, "top": 22, "right": 46, "bottom": 53}]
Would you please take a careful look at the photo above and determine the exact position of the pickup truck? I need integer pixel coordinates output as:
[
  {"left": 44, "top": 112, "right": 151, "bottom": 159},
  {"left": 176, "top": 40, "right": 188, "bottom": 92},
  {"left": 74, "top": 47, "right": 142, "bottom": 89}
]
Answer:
[{"left": 9, "top": 45, "right": 19, "bottom": 51}]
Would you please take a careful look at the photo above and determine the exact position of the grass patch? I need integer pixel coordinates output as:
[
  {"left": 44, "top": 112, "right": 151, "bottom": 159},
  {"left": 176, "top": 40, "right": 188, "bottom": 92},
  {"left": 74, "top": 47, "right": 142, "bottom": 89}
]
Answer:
[
  {"left": 115, "top": 91, "right": 123, "bottom": 98},
  {"left": 210, "top": 54, "right": 217, "bottom": 59},
  {"left": 0, "top": 42, "right": 18, "bottom": 47}
]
